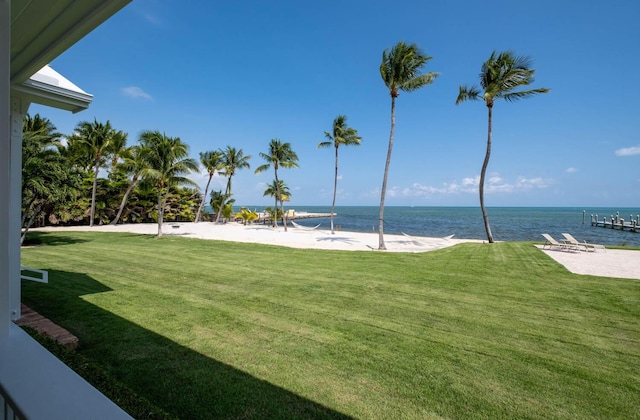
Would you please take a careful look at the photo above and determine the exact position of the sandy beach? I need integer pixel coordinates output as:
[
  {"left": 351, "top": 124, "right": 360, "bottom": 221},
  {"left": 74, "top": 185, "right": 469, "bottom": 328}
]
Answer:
[
  {"left": 31, "top": 222, "right": 640, "bottom": 280},
  {"left": 33, "top": 221, "right": 477, "bottom": 253}
]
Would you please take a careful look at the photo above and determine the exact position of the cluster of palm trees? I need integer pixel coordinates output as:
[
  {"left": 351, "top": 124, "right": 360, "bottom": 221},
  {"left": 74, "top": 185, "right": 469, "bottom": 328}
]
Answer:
[
  {"left": 21, "top": 119, "right": 204, "bottom": 239},
  {"left": 20, "top": 116, "right": 305, "bottom": 239},
  {"left": 22, "top": 42, "right": 547, "bottom": 246}
]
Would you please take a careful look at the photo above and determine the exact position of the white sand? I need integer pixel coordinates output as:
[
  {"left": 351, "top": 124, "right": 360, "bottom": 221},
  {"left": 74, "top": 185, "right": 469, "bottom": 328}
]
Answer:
[
  {"left": 31, "top": 222, "right": 640, "bottom": 280},
  {"left": 32, "top": 221, "right": 478, "bottom": 253}
]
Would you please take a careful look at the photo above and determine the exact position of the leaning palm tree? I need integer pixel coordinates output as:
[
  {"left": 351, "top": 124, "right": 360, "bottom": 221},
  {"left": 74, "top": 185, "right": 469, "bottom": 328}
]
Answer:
[
  {"left": 70, "top": 119, "right": 115, "bottom": 227},
  {"left": 456, "top": 50, "right": 549, "bottom": 243},
  {"left": 110, "top": 145, "right": 150, "bottom": 225},
  {"left": 254, "top": 139, "right": 298, "bottom": 231},
  {"left": 318, "top": 115, "right": 362, "bottom": 234},
  {"left": 215, "top": 146, "right": 251, "bottom": 223},
  {"left": 139, "top": 130, "right": 199, "bottom": 237},
  {"left": 195, "top": 150, "right": 223, "bottom": 223},
  {"left": 378, "top": 42, "right": 439, "bottom": 250}
]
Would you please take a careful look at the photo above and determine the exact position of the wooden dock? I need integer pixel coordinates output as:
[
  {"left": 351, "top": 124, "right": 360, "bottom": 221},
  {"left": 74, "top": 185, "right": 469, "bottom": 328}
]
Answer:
[{"left": 590, "top": 212, "right": 640, "bottom": 233}]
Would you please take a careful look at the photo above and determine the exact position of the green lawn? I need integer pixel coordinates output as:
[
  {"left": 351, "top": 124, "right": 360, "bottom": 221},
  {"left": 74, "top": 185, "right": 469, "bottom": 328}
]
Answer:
[{"left": 21, "top": 231, "right": 640, "bottom": 419}]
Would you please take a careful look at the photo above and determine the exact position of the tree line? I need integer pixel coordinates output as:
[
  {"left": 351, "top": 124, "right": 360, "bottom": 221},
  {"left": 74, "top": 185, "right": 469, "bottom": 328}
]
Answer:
[
  {"left": 20, "top": 116, "right": 304, "bottom": 240},
  {"left": 21, "top": 43, "right": 547, "bottom": 247}
]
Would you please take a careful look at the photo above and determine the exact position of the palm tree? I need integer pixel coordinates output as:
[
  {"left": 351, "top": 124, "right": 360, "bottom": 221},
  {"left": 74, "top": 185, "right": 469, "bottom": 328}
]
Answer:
[
  {"left": 215, "top": 146, "right": 251, "bottom": 223},
  {"left": 234, "top": 208, "right": 259, "bottom": 225},
  {"left": 263, "top": 179, "right": 291, "bottom": 225},
  {"left": 195, "top": 150, "right": 223, "bottom": 223},
  {"left": 106, "top": 129, "right": 128, "bottom": 179},
  {"left": 21, "top": 114, "right": 79, "bottom": 243},
  {"left": 139, "top": 130, "right": 199, "bottom": 237},
  {"left": 70, "top": 119, "right": 115, "bottom": 227},
  {"left": 456, "top": 51, "right": 549, "bottom": 243},
  {"left": 318, "top": 115, "right": 362, "bottom": 234},
  {"left": 254, "top": 139, "right": 298, "bottom": 231},
  {"left": 378, "top": 42, "right": 439, "bottom": 250},
  {"left": 110, "top": 145, "right": 149, "bottom": 225}
]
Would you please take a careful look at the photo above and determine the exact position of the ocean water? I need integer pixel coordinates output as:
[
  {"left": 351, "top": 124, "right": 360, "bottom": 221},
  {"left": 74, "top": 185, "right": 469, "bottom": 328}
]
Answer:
[{"left": 235, "top": 206, "right": 640, "bottom": 247}]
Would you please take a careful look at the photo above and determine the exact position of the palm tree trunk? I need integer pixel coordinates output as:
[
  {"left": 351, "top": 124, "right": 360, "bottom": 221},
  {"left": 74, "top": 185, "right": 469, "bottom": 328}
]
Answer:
[
  {"left": 215, "top": 177, "right": 231, "bottom": 223},
  {"left": 157, "top": 189, "right": 164, "bottom": 237},
  {"left": 330, "top": 146, "right": 339, "bottom": 234},
  {"left": 111, "top": 175, "right": 138, "bottom": 225},
  {"left": 21, "top": 202, "right": 44, "bottom": 245},
  {"left": 480, "top": 104, "right": 494, "bottom": 243},
  {"left": 275, "top": 169, "right": 287, "bottom": 232},
  {"left": 21, "top": 196, "right": 37, "bottom": 227},
  {"left": 195, "top": 174, "right": 213, "bottom": 223},
  {"left": 378, "top": 95, "right": 396, "bottom": 250},
  {"left": 273, "top": 197, "right": 278, "bottom": 227},
  {"left": 89, "top": 159, "right": 100, "bottom": 227}
]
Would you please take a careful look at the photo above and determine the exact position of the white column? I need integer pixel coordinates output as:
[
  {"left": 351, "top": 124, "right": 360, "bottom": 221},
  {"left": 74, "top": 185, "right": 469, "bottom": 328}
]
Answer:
[
  {"left": 1, "top": 0, "right": 11, "bottom": 335},
  {"left": 10, "top": 97, "right": 28, "bottom": 321}
]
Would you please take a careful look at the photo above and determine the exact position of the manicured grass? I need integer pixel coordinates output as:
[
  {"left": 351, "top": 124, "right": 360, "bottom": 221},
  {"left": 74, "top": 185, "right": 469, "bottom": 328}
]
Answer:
[{"left": 21, "top": 231, "right": 640, "bottom": 419}]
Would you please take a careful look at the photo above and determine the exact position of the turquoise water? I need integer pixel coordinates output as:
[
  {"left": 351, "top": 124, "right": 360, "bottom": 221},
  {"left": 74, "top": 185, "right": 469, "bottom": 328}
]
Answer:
[{"left": 226, "top": 206, "right": 640, "bottom": 247}]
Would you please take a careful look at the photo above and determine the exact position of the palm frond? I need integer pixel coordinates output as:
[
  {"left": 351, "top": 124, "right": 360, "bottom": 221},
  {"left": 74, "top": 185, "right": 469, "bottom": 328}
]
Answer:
[
  {"left": 456, "top": 85, "right": 482, "bottom": 104},
  {"left": 500, "top": 87, "right": 550, "bottom": 102},
  {"left": 400, "top": 72, "right": 440, "bottom": 92}
]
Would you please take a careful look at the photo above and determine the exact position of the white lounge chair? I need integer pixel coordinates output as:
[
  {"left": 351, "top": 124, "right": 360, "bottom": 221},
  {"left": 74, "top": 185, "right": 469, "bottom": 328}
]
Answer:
[
  {"left": 541, "top": 233, "right": 569, "bottom": 251},
  {"left": 562, "top": 233, "right": 606, "bottom": 252}
]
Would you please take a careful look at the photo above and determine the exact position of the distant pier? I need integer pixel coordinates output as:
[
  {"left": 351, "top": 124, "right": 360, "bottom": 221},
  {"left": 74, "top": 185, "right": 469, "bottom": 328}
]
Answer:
[
  {"left": 590, "top": 211, "right": 640, "bottom": 233},
  {"left": 254, "top": 210, "right": 332, "bottom": 225}
]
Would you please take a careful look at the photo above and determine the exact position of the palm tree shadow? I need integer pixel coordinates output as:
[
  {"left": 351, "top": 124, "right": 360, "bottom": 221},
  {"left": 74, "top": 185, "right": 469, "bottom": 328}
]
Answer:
[
  {"left": 316, "top": 236, "right": 359, "bottom": 245},
  {"left": 22, "top": 232, "right": 90, "bottom": 247},
  {"left": 21, "top": 269, "right": 352, "bottom": 419}
]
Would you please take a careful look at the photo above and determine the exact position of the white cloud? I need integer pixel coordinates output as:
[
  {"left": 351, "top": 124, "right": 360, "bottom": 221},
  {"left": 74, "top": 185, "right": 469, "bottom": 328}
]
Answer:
[
  {"left": 565, "top": 167, "right": 578, "bottom": 173},
  {"left": 121, "top": 86, "right": 153, "bottom": 101},
  {"left": 461, "top": 176, "right": 479, "bottom": 187},
  {"left": 143, "top": 13, "right": 162, "bottom": 25},
  {"left": 615, "top": 146, "right": 640, "bottom": 156},
  {"left": 399, "top": 173, "right": 554, "bottom": 198}
]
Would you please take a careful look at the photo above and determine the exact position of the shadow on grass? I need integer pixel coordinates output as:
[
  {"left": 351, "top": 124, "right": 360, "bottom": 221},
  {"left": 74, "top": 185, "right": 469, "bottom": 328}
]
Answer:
[
  {"left": 22, "top": 231, "right": 90, "bottom": 247},
  {"left": 21, "top": 269, "right": 351, "bottom": 419}
]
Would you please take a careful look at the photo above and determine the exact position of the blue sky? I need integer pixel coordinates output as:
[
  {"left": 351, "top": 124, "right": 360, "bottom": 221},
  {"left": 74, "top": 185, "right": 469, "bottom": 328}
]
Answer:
[{"left": 31, "top": 0, "right": 640, "bottom": 207}]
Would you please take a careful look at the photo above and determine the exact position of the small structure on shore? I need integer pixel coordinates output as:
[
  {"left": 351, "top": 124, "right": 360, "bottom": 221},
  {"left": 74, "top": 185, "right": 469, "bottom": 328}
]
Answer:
[{"left": 590, "top": 212, "right": 639, "bottom": 233}]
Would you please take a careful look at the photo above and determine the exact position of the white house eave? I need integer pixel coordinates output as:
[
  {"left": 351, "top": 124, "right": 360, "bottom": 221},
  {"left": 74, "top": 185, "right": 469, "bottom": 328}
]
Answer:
[{"left": 11, "top": 65, "right": 93, "bottom": 113}]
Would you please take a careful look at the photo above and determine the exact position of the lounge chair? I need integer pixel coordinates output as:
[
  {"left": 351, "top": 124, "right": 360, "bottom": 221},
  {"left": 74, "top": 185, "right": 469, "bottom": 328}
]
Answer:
[
  {"left": 562, "top": 233, "right": 606, "bottom": 252},
  {"left": 541, "top": 233, "right": 569, "bottom": 251}
]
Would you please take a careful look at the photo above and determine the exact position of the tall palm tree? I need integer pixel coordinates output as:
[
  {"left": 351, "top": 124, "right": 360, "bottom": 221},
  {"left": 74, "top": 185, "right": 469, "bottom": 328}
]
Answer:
[
  {"left": 110, "top": 145, "right": 150, "bottom": 225},
  {"left": 139, "top": 130, "right": 199, "bottom": 237},
  {"left": 215, "top": 146, "right": 251, "bottom": 223},
  {"left": 255, "top": 139, "right": 298, "bottom": 231},
  {"left": 378, "top": 42, "right": 439, "bottom": 250},
  {"left": 456, "top": 50, "right": 549, "bottom": 243},
  {"left": 70, "top": 119, "right": 115, "bottom": 226},
  {"left": 195, "top": 150, "right": 223, "bottom": 223},
  {"left": 263, "top": 179, "right": 290, "bottom": 224},
  {"left": 318, "top": 115, "right": 362, "bottom": 234}
]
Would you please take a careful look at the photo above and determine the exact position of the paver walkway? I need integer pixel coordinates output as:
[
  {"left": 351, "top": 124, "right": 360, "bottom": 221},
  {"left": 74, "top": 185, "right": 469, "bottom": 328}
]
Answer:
[{"left": 14, "top": 304, "right": 79, "bottom": 350}]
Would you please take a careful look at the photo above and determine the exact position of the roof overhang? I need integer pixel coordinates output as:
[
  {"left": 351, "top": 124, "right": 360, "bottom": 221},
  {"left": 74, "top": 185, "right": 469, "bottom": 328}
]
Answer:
[
  {"left": 11, "top": 65, "right": 93, "bottom": 113},
  {"left": 10, "top": 0, "right": 131, "bottom": 84}
]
